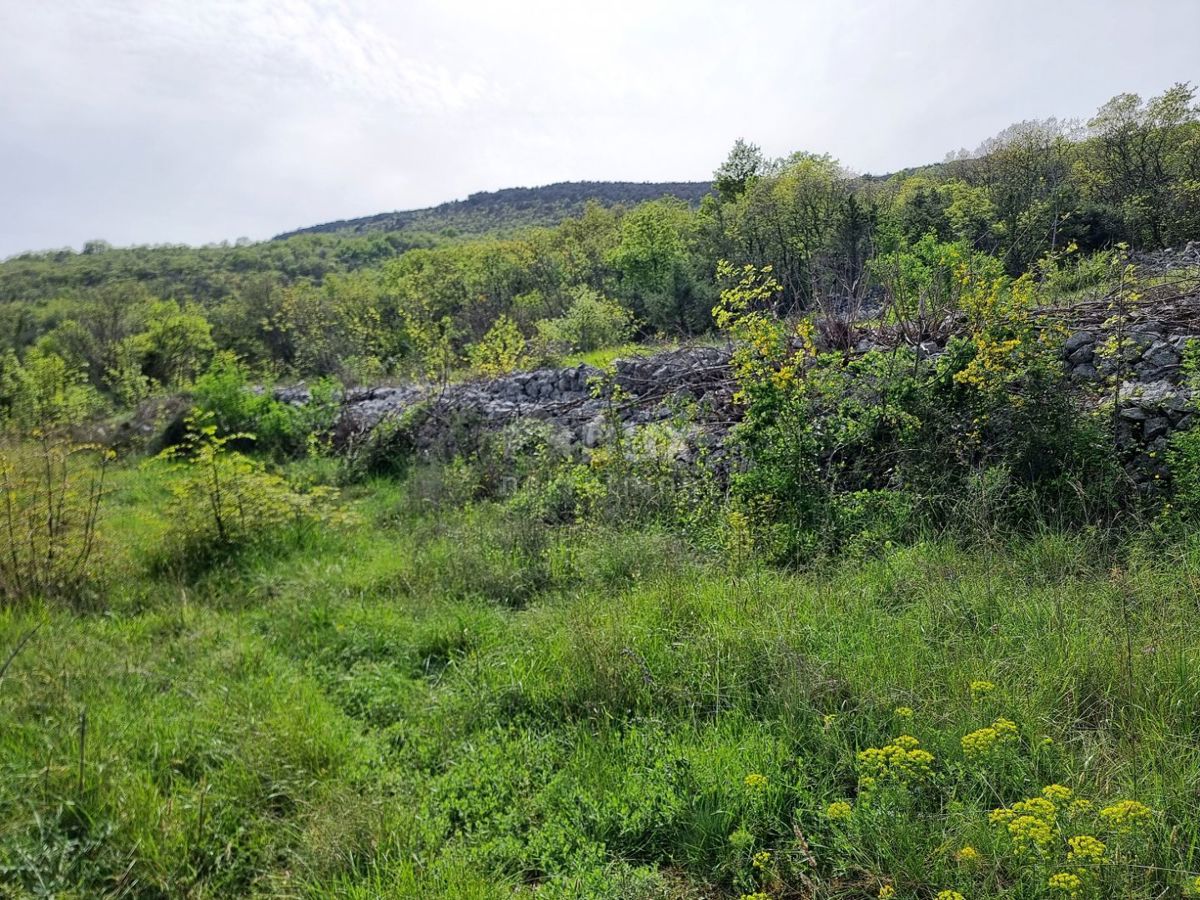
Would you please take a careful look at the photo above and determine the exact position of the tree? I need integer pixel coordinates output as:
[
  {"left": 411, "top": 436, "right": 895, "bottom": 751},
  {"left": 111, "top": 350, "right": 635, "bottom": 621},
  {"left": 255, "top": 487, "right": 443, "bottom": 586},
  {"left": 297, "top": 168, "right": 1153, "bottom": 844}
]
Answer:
[
  {"left": 609, "top": 199, "right": 710, "bottom": 332},
  {"left": 535, "top": 286, "right": 635, "bottom": 353},
  {"left": 963, "top": 118, "right": 1079, "bottom": 271},
  {"left": 719, "top": 152, "right": 851, "bottom": 310},
  {"left": 133, "top": 300, "right": 216, "bottom": 386},
  {"left": 714, "top": 138, "right": 768, "bottom": 202},
  {"left": 467, "top": 315, "right": 528, "bottom": 376},
  {"left": 1085, "top": 83, "right": 1200, "bottom": 247}
]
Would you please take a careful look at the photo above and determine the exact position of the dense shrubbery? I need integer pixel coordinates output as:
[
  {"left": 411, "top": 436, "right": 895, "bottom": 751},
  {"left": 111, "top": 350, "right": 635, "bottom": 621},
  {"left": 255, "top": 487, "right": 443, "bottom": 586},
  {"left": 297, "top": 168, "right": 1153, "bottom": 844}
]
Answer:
[
  {"left": 151, "top": 413, "right": 341, "bottom": 570},
  {"left": 710, "top": 257, "right": 1127, "bottom": 563},
  {"left": 191, "top": 352, "right": 340, "bottom": 459}
]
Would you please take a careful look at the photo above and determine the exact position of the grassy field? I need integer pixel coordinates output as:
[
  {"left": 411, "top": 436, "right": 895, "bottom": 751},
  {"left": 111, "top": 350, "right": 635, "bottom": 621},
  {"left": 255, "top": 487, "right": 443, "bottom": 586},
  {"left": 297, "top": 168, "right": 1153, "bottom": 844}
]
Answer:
[{"left": 3, "top": 461, "right": 1200, "bottom": 898}]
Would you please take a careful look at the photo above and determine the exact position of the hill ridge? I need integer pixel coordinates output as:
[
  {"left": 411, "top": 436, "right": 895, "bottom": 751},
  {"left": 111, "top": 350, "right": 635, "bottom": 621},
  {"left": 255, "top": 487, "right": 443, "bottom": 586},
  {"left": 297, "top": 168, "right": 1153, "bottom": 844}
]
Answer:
[{"left": 274, "top": 179, "right": 712, "bottom": 240}]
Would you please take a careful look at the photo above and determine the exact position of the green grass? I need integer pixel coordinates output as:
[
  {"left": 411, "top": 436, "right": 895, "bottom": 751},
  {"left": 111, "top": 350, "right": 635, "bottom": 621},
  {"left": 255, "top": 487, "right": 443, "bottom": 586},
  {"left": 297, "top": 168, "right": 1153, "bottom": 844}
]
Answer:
[{"left": 3, "top": 462, "right": 1200, "bottom": 897}]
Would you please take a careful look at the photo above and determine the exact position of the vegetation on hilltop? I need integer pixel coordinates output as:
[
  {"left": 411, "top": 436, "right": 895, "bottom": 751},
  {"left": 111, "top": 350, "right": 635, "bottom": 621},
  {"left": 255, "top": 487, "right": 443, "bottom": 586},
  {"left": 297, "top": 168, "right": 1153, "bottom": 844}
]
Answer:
[{"left": 275, "top": 180, "right": 714, "bottom": 240}]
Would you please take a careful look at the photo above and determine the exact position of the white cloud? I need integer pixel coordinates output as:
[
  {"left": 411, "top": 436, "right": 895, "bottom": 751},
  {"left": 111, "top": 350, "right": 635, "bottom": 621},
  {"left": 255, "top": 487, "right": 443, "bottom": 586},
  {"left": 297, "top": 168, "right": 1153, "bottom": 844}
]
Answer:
[{"left": 1, "top": 0, "right": 1198, "bottom": 255}]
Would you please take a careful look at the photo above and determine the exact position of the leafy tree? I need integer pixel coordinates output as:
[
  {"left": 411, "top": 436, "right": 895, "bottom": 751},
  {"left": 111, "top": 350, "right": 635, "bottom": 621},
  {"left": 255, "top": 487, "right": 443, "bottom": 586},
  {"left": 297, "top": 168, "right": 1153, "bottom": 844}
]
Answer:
[
  {"left": 609, "top": 199, "right": 710, "bottom": 332},
  {"left": 714, "top": 138, "right": 768, "bottom": 202},
  {"left": 535, "top": 287, "right": 635, "bottom": 353},
  {"left": 132, "top": 299, "right": 215, "bottom": 386},
  {"left": 467, "top": 315, "right": 529, "bottom": 376},
  {"left": 1, "top": 347, "right": 104, "bottom": 429},
  {"left": 1085, "top": 82, "right": 1200, "bottom": 247},
  {"left": 717, "top": 152, "right": 851, "bottom": 310}
]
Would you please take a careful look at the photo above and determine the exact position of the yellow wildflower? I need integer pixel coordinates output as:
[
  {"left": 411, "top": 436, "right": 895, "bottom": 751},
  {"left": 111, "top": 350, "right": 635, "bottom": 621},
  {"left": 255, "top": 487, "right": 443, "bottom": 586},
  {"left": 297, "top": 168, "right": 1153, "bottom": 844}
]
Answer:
[
  {"left": 739, "top": 894, "right": 770, "bottom": 900},
  {"left": 822, "top": 713, "right": 838, "bottom": 728},
  {"left": 1099, "top": 799, "right": 1152, "bottom": 833},
  {"left": 1049, "top": 871, "right": 1083, "bottom": 894},
  {"left": 1067, "top": 834, "right": 1106, "bottom": 864},
  {"left": 826, "top": 800, "right": 853, "bottom": 821},
  {"left": 956, "top": 845, "right": 980, "bottom": 863},
  {"left": 970, "top": 680, "right": 995, "bottom": 699},
  {"left": 1042, "top": 784, "right": 1073, "bottom": 802},
  {"left": 1012, "top": 797, "right": 1057, "bottom": 821},
  {"left": 894, "top": 706, "right": 914, "bottom": 719},
  {"left": 989, "top": 807, "right": 1015, "bottom": 826},
  {"left": 992, "top": 717, "right": 1017, "bottom": 737},
  {"left": 752, "top": 850, "right": 771, "bottom": 870},
  {"left": 744, "top": 773, "right": 768, "bottom": 792},
  {"left": 962, "top": 717, "right": 1018, "bottom": 760},
  {"left": 857, "top": 735, "right": 935, "bottom": 785},
  {"left": 1008, "top": 814, "right": 1054, "bottom": 855},
  {"left": 936, "top": 892, "right": 965, "bottom": 900},
  {"left": 878, "top": 886, "right": 896, "bottom": 900}
]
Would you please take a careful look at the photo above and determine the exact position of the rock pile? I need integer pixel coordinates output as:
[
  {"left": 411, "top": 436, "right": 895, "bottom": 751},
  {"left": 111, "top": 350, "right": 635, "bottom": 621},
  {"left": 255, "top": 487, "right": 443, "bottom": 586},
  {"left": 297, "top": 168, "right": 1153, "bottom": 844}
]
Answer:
[
  {"left": 330, "top": 346, "right": 734, "bottom": 453},
  {"left": 318, "top": 300, "right": 1200, "bottom": 485}
]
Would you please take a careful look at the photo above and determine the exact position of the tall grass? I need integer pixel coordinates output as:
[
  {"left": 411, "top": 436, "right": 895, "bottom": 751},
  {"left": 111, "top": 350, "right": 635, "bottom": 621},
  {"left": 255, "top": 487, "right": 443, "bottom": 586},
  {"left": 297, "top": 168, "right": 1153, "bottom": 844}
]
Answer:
[{"left": 3, "top": 460, "right": 1200, "bottom": 897}]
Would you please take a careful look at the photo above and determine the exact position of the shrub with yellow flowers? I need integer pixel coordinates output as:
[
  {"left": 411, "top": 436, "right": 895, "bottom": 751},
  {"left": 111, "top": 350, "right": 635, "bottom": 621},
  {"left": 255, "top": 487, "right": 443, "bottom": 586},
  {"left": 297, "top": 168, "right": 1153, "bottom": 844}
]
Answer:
[
  {"left": 825, "top": 801, "right": 853, "bottom": 822},
  {"left": 1048, "top": 871, "right": 1083, "bottom": 896},
  {"left": 857, "top": 735, "right": 936, "bottom": 788},
  {"left": 969, "top": 680, "right": 996, "bottom": 701},
  {"left": 986, "top": 785, "right": 1156, "bottom": 895},
  {"left": 961, "top": 716, "right": 1019, "bottom": 763},
  {"left": 1098, "top": 799, "right": 1152, "bottom": 835}
]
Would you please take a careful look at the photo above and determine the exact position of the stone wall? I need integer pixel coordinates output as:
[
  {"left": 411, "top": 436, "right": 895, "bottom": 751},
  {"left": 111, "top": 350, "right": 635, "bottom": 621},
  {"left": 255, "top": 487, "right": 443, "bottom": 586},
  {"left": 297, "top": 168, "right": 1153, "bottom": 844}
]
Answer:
[
  {"left": 328, "top": 346, "right": 734, "bottom": 455},
  {"left": 314, "top": 304, "right": 1199, "bottom": 483}
]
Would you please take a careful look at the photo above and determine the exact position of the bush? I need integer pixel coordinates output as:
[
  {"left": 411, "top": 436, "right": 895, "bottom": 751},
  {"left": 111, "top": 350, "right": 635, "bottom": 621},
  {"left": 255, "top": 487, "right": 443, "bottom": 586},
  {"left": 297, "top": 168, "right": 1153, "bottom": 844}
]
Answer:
[
  {"left": 155, "top": 412, "right": 339, "bottom": 567},
  {"left": 191, "top": 352, "right": 341, "bottom": 459},
  {"left": 715, "top": 260, "right": 1126, "bottom": 564},
  {"left": 466, "top": 315, "right": 528, "bottom": 376},
  {"left": 0, "top": 347, "right": 104, "bottom": 431},
  {"left": 0, "top": 435, "right": 111, "bottom": 606},
  {"left": 535, "top": 286, "right": 636, "bottom": 354}
]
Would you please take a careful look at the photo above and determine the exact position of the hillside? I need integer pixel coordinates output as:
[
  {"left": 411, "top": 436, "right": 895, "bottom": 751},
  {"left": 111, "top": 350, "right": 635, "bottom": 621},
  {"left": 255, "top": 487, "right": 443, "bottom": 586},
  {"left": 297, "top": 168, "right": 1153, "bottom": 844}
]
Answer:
[{"left": 274, "top": 180, "right": 712, "bottom": 239}]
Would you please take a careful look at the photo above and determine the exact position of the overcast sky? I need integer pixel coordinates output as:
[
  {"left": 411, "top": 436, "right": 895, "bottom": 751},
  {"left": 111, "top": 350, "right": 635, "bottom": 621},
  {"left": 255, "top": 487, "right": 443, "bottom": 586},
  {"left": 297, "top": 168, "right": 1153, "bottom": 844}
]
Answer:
[{"left": 2, "top": 0, "right": 1198, "bottom": 257}]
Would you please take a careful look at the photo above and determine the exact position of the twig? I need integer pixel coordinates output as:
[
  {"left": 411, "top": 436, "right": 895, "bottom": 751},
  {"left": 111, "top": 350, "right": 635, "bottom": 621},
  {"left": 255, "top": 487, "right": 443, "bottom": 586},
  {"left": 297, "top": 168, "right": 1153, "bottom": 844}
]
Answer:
[{"left": 0, "top": 621, "right": 42, "bottom": 685}]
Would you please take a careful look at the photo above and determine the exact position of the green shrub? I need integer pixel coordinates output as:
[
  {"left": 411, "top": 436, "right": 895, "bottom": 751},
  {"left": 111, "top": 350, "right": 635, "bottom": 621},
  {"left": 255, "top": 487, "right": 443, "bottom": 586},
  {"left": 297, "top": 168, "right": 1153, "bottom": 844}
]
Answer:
[
  {"left": 154, "top": 412, "right": 339, "bottom": 568},
  {"left": 715, "top": 260, "right": 1126, "bottom": 564},
  {"left": 0, "top": 347, "right": 105, "bottom": 431},
  {"left": 0, "top": 436, "right": 111, "bottom": 606},
  {"left": 466, "top": 315, "right": 528, "bottom": 376},
  {"left": 535, "top": 286, "right": 636, "bottom": 354},
  {"left": 191, "top": 352, "right": 341, "bottom": 459}
]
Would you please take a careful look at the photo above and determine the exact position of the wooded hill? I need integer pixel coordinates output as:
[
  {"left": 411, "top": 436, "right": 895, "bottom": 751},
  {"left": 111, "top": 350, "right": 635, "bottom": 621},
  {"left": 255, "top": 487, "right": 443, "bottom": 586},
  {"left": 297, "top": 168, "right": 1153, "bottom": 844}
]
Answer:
[{"left": 274, "top": 180, "right": 713, "bottom": 239}]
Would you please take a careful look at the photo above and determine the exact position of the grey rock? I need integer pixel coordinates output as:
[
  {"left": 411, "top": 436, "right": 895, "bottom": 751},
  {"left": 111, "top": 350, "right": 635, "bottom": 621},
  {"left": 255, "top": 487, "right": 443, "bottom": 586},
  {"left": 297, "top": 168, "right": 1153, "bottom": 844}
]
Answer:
[
  {"left": 1142, "top": 342, "right": 1179, "bottom": 370},
  {"left": 1063, "top": 331, "right": 1094, "bottom": 354},
  {"left": 1067, "top": 345, "right": 1094, "bottom": 365},
  {"left": 1144, "top": 417, "right": 1171, "bottom": 442}
]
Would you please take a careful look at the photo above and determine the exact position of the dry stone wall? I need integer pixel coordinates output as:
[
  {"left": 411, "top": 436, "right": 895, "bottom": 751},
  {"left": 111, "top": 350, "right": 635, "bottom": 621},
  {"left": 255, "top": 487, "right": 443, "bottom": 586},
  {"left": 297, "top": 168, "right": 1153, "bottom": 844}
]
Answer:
[{"left": 306, "top": 302, "right": 1199, "bottom": 484}]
